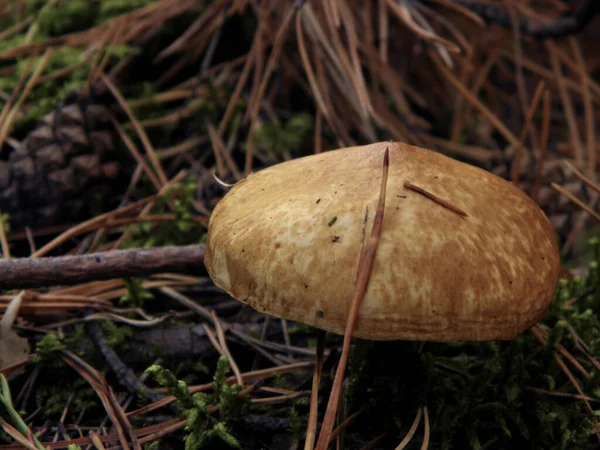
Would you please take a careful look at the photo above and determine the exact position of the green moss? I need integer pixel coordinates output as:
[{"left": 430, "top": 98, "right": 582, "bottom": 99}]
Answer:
[
  {"left": 288, "top": 405, "right": 303, "bottom": 440},
  {"left": 23, "top": 0, "right": 155, "bottom": 37},
  {"left": 123, "top": 174, "right": 206, "bottom": 249},
  {"left": 253, "top": 112, "right": 313, "bottom": 157},
  {"left": 63, "top": 324, "right": 88, "bottom": 356},
  {"left": 174, "top": 360, "right": 211, "bottom": 386},
  {"left": 32, "top": 332, "right": 65, "bottom": 366},
  {"left": 36, "top": 0, "right": 96, "bottom": 36},
  {"left": 0, "top": 0, "right": 148, "bottom": 131},
  {"left": 0, "top": 35, "right": 26, "bottom": 53},
  {"left": 99, "top": 320, "right": 134, "bottom": 352},
  {"left": 120, "top": 277, "right": 154, "bottom": 307},
  {"left": 145, "top": 356, "right": 246, "bottom": 449},
  {"left": 35, "top": 378, "right": 97, "bottom": 421},
  {"left": 99, "top": 0, "right": 156, "bottom": 22},
  {"left": 0, "top": 44, "right": 138, "bottom": 127}
]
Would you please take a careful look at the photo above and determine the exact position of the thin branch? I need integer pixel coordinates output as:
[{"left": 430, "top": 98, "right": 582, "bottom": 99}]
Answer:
[
  {"left": 0, "top": 245, "right": 205, "bottom": 290},
  {"left": 85, "top": 321, "right": 170, "bottom": 406}
]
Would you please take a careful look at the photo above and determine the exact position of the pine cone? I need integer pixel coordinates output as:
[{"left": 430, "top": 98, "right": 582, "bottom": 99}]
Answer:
[{"left": 0, "top": 89, "right": 132, "bottom": 231}]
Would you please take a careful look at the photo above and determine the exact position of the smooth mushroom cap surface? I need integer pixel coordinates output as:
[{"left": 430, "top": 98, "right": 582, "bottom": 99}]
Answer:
[{"left": 204, "top": 142, "right": 562, "bottom": 341}]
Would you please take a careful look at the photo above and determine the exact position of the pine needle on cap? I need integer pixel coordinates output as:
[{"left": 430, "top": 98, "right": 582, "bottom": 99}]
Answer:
[{"left": 403, "top": 181, "right": 468, "bottom": 217}]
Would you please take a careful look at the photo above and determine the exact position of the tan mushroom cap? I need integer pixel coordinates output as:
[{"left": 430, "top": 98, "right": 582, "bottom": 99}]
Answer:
[{"left": 204, "top": 142, "right": 561, "bottom": 341}]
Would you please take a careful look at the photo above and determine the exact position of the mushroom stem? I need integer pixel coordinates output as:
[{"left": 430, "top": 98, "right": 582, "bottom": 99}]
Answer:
[{"left": 314, "top": 147, "right": 390, "bottom": 450}]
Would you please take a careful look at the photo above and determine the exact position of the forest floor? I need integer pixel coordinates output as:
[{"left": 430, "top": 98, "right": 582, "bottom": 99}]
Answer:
[{"left": 0, "top": 1, "right": 600, "bottom": 449}]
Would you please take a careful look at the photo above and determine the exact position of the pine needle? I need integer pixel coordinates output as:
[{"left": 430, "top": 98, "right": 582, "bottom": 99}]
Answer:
[
  {"left": 551, "top": 183, "right": 600, "bottom": 223},
  {"left": 511, "top": 81, "right": 546, "bottom": 186},
  {"left": 314, "top": 147, "right": 390, "bottom": 450},
  {"left": 532, "top": 90, "right": 552, "bottom": 203},
  {"left": 395, "top": 407, "right": 423, "bottom": 450},
  {"left": 546, "top": 41, "right": 584, "bottom": 167},
  {"left": 421, "top": 407, "right": 430, "bottom": 450},
  {"left": 403, "top": 181, "right": 468, "bottom": 217},
  {"left": 569, "top": 37, "right": 596, "bottom": 176},
  {"left": 563, "top": 160, "right": 600, "bottom": 196},
  {"left": 304, "top": 330, "right": 325, "bottom": 450},
  {"left": 100, "top": 73, "right": 168, "bottom": 186}
]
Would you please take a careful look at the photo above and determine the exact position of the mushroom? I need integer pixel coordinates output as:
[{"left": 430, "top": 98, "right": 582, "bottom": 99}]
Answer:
[{"left": 204, "top": 141, "right": 561, "bottom": 448}]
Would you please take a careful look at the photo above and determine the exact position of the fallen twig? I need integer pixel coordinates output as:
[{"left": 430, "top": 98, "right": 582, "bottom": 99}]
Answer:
[
  {"left": 0, "top": 245, "right": 205, "bottom": 289},
  {"left": 85, "top": 321, "right": 170, "bottom": 406}
]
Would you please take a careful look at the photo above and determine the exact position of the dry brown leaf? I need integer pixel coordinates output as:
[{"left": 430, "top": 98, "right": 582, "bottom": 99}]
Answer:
[{"left": 0, "top": 291, "right": 30, "bottom": 369}]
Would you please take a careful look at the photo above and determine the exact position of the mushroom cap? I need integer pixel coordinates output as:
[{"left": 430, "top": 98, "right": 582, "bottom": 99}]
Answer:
[{"left": 204, "top": 142, "right": 561, "bottom": 341}]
